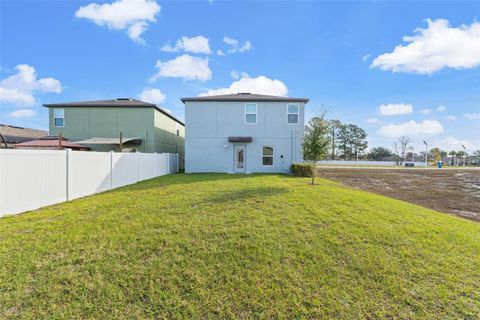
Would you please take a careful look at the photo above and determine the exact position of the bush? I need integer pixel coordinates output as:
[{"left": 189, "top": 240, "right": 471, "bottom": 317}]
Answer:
[{"left": 290, "top": 163, "right": 313, "bottom": 177}]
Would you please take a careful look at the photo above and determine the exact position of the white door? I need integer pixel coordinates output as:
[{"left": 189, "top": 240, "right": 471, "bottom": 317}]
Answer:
[{"left": 234, "top": 145, "right": 246, "bottom": 173}]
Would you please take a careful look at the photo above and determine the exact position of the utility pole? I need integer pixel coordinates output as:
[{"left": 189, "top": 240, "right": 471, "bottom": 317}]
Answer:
[
  {"left": 423, "top": 141, "right": 428, "bottom": 167},
  {"left": 462, "top": 145, "right": 466, "bottom": 167}
]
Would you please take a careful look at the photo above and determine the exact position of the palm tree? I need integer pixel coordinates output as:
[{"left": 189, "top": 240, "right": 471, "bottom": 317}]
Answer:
[
  {"left": 448, "top": 151, "right": 457, "bottom": 166},
  {"left": 457, "top": 151, "right": 465, "bottom": 166}
]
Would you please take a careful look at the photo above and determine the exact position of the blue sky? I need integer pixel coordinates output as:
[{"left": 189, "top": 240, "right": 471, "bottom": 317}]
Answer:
[{"left": 1, "top": 0, "right": 479, "bottom": 152}]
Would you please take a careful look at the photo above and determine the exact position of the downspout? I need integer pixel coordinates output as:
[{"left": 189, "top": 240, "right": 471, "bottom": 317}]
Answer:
[
  {"left": 119, "top": 132, "right": 123, "bottom": 152},
  {"left": 291, "top": 130, "right": 294, "bottom": 164},
  {"left": 145, "top": 131, "right": 148, "bottom": 153}
]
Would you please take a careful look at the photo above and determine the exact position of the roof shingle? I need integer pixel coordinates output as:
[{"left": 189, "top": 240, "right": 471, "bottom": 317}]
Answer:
[
  {"left": 180, "top": 93, "right": 309, "bottom": 103},
  {"left": 43, "top": 98, "right": 184, "bottom": 126}
]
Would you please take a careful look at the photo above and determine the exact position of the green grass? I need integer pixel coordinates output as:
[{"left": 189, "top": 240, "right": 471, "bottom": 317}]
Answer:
[{"left": 1, "top": 174, "right": 479, "bottom": 319}]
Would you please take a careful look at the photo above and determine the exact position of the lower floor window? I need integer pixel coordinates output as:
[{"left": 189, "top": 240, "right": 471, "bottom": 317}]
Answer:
[{"left": 262, "top": 146, "right": 273, "bottom": 166}]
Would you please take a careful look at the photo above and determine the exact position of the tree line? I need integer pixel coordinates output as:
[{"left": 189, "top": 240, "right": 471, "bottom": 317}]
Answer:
[
  {"left": 302, "top": 113, "right": 480, "bottom": 185},
  {"left": 328, "top": 119, "right": 368, "bottom": 160},
  {"left": 367, "top": 136, "right": 480, "bottom": 166}
]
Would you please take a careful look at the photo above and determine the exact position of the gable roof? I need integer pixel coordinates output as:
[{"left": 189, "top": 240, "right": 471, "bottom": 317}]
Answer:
[
  {"left": 0, "top": 124, "right": 48, "bottom": 144},
  {"left": 43, "top": 98, "right": 184, "bottom": 126},
  {"left": 180, "top": 93, "right": 309, "bottom": 103}
]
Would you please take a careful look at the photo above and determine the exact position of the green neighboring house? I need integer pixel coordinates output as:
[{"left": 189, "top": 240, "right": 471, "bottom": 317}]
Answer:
[{"left": 44, "top": 98, "right": 185, "bottom": 167}]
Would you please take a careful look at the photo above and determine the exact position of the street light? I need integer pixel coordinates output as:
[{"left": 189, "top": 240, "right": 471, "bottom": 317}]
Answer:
[
  {"left": 409, "top": 146, "right": 415, "bottom": 162},
  {"left": 462, "top": 144, "right": 466, "bottom": 167},
  {"left": 423, "top": 141, "right": 428, "bottom": 167}
]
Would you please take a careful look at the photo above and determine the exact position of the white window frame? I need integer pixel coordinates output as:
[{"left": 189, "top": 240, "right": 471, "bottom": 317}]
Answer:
[
  {"left": 53, "top": 108, "right": 65, "bottom": 128},
  {"left": 245, "top": 103, "right": 257, "bottom": 124},
  {"left": 262, "top": 146, "right": 274, "bottom": 166},
  {"left": 287, "top": 103, "right": 299, "bottom": 124}
]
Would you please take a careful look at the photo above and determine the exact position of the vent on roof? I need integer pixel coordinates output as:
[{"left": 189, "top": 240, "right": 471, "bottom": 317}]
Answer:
[
  {"left": 236, "top": 93, "right": 251, "bottom": 95},
  {"left": 116, "top": 98, "right": 132, "bottom": 101}
]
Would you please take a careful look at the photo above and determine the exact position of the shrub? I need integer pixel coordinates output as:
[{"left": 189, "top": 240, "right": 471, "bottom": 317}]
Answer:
[{"left": 290, "top": 163, "right": 313, "bottom": 177}]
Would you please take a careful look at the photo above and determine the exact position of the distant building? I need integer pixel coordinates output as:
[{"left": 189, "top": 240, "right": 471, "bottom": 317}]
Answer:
[
  {"left": 181, "top": 93, "right": 308, "bottom": 173},
  {"left": 43, "top": 98, "right": 185, "bottom": 167},
  {"left": 14, "top": 136, "right": 90, "bottom": 151},
  {"left": 0, "top": 124, "right": 48, "bottom": 149}
]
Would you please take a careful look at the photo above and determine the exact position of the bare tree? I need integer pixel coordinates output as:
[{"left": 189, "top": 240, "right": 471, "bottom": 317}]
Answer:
[
  {"left": 392, "top": 136, "right": 411, "bottom": 165},
  {"left": 399, "top": 136, "right": 411, "bottom": 163}
]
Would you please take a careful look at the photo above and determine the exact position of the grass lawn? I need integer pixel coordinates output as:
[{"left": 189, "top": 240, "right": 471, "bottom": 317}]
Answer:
[{"left": 1, "top": 174, "right": 479, "bottom": 319}]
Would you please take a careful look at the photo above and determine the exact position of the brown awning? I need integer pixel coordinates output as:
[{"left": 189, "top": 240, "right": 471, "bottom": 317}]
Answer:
[{"left": 228, "top": 137, "right": 252, "bottom": 143}]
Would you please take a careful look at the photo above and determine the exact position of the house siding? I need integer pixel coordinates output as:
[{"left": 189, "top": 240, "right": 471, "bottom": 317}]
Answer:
[
  {"left": 48, "top": 107, "right": 185, "bottom": 167},
  {"left": 185, "top": 101, "right": 304, "bottom": 173}
]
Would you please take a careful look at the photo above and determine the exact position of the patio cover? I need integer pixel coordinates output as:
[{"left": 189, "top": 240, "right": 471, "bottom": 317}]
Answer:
[{"left": 75, "top": 137, "right": 142, "bottom": 145}]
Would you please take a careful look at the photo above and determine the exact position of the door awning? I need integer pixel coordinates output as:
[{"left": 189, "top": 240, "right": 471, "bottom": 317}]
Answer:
[
  {"left": 75, "top": 137, "right": 142, "bottom": 145},
  {"left": 228, "top": 136, "right": 252, "bottom": 143}
]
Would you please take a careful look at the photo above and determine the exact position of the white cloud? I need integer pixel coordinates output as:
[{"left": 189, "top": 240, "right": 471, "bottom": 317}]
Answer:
[
  {"left": 9, "top": 109, "right": 37, "bottom": 118},
  {"left": 420, "top": 108, "right": 431, "bottom": 115},
  {"left": 464, "top": 112, "right": 480, "bottom": 120},
  {"left": 378, "top": 103, "right": 413, "bottom": 116},
  {"left": 223, "top": 36, "right": 253, "bottom": 53},
  {"left": 378, "top": 120, "right": 444, "bottom": 138},
  {"left": 446, "top": 115, "right": 457, "bottom": 121},
  {"left": 223, "top": 36, "right": 238, "bottom": 47},
  {"left": 75, "top": 0, "right": 160, "bottom": 44},
  {"left": 216, "top": 49, "right": 225, "bottom": 56},
  {"left": 230, "top": 70, "right": 249, "bottom": 80},
  {"left": 137, "top": 87, "right": 166, "bottom": 105},
  {"left": 161, "top": 36, "right": 211, "bottom": 54},
  {"left": 436, "top": 105, "right": 446, "bottom": 112},
  {"left": 367, "top": 118, "right": 380, "bottom": 124},
  {"left": 149, "top": 54, "right": 212, "bottom": 82},
  {"left": 0, "top": 64, "right": 62, "bottom": 106},
  {"left": 200, "top": 75, "right": 288, "bottom": 97},
  {"left": 371, "top": 19, "right": 480, "bottom": 74},
  {"left": 433, "top": 136, "right": 479, "bottom": 152},
  {"left": 362, "top": 54, "right": 371, "bottom": 62}
]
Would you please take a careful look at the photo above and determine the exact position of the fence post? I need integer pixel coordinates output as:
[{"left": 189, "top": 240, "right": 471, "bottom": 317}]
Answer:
[
  {"left": 176, "top": 153, "right": 179, "bottom": 173},
  {"left": 66, "top": 149, "right": 70, "bottom": 201},
  {"left": 110, "top": 151, "right": 114, "bottom": 190}
]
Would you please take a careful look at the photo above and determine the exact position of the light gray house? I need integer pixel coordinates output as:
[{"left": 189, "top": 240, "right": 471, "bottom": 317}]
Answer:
[{"left": 181, "top": 93, "right": 308, "bottom": 173}]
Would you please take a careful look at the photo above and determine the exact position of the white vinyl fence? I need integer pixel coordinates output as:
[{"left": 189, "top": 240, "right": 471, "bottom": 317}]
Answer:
[{"left": 0, "top": 149, "right": 178, "bottom": 217}]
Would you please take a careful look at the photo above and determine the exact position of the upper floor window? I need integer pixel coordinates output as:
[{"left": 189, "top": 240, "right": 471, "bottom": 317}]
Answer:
[
  {"left": 53, "top": 108, "right": 64, "bottom": 127},
  {"left": 245, "top": 103, "right": 257, "bottom": 124},
  {"left": 287, "top": 104, "right": 299, "bottom": 124}
]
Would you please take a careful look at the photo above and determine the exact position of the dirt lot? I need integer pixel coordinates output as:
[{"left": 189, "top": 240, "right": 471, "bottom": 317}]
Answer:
[{"left": 317, "top": 168, "right": 480, "bottom": 222}]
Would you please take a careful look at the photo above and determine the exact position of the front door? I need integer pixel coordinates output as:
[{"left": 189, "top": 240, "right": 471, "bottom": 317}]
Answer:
[{"left": 234, "top": 145, "right": 246, "bottom": 173}]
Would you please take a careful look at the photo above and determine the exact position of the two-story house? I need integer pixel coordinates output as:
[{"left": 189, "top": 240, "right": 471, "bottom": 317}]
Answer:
[
  {"left": 181, "top": 93, "right": 308, "bottom": 173},
  {"left": 43, "top": 98, "right": 185, "bottom": 167}
]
